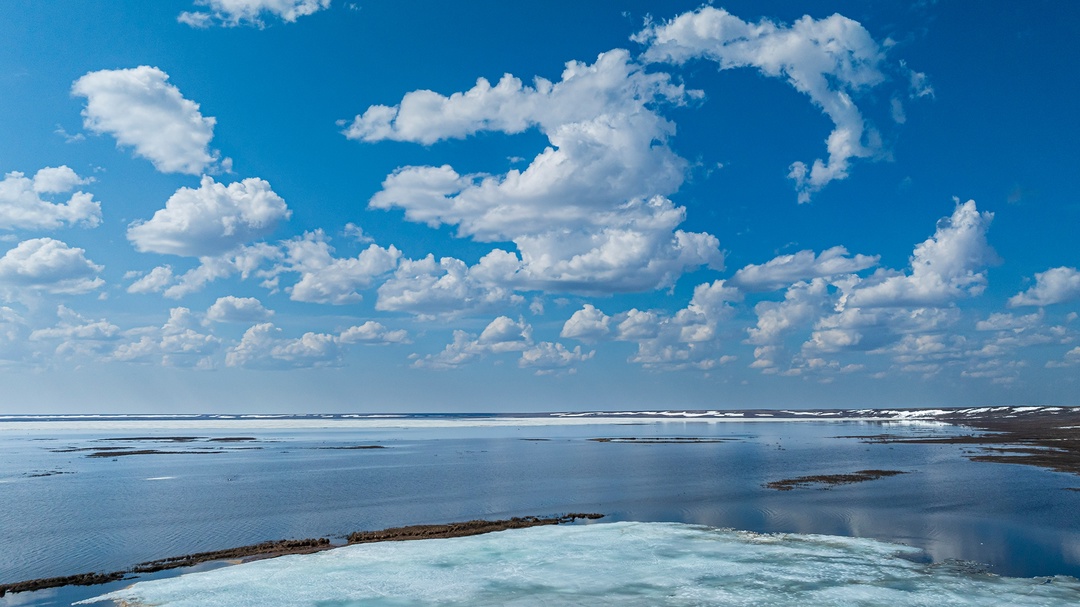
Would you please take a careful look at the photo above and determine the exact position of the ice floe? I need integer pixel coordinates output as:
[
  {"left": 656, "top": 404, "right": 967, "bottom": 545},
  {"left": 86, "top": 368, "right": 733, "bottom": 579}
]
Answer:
[{"left": 80, "top": 522, "right": 1080, "bottom": 606}]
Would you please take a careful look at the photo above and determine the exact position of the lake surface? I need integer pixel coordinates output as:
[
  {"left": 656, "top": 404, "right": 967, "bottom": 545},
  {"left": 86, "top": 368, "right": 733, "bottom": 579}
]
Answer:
[{"left": 2, "top": 413, "right": 1079, "bottom": 605}]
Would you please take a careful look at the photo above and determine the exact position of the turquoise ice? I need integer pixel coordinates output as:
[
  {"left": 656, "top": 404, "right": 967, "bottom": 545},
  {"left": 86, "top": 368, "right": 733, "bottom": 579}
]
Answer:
[{"left": 81, "top": 522, "right": 1080, "bottom": 606}]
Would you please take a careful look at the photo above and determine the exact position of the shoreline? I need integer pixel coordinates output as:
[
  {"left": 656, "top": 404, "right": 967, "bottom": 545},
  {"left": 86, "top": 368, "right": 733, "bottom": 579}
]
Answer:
[
  {"left": 842, "top": 408, "right": 1080, "bottom": 477},
  {"left": 0, "top": 514, "right": 604, "bottom": 597}
]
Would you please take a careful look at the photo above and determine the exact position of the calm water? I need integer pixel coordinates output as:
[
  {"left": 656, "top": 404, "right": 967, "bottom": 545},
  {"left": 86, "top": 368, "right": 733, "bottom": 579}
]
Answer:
[{"left": 2, "top": 415, "right": 1079, "bottom": 605}]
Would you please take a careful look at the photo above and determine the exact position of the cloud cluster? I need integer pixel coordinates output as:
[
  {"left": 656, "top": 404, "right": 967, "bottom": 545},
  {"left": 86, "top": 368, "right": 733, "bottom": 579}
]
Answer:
[
  {"left": 73, "top": 66, "right": 220, "bottom": 174},
  {"left": 0, "top": 167, "right": 101, "bottom": 231},
  {"left": 275, "top": 231, "right": 400, "bottom": 304},
  {"left": 128, "top": 243, "right": 282, "bottom": 299},
  {"left": 555, "top": 200, "right": 1008, "bottom": 379},
  {"left": 18, "top": 300, "right": 408, "bottom": 370},
  {"left": 123, "top": 177, "right": 406, "bottom": 305},
  {"left": 519, "top": 342, "right": 594, "bottom": 374},
  {"left": 562, "top": 280, "right": 742, "bottom": 370},
  {"left": 375, "top": 252, "right": 524, "bottom": 318},
  {"left": 746, "top": 279, "right": 829, "bottom": 346},
  {"left": 351, "top": 49, "right": 723, "bottom": 296},
  {"left": 112, "top": 307, "right": 220, "bottom": 368},
  {"left": 226, "top": 319, "right": 407, "bottom": 369},
  {"left": 30, "top": 305, "right": 120, "bottom": 361},
  {"left": 792, "top": 201, "right": 998, "bottom": 375},
  {"left": 415, "top": 315, "right": 590, "bottom": 374},
  {"left": 0, "top": 238, "right": 104, "bottom": 296},
  {"left": 843, "top": 201, "right": 997, "bottom": 308},
  {"left": 635, "top": 6, "right": 893, "bottom": 202},
  {"left": 179, "top": 0, "right": 331, "bottom": 28},
  {"left": 415, "top": 316, "right": 533, "bottom": 369}
]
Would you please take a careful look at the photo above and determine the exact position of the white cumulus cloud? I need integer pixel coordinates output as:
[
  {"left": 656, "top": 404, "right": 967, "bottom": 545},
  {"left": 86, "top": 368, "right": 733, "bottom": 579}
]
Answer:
[
  {"left": 376, "top": 253, "right": 523, "bottom": 319},
  {"left": 72, "top": 66, "right": 219, "bottom": 174},
  {"left": 227, "top": 323, "right": 340, "bottom": 369},
  {"left": 567, "top": 280, "right": 743, "bottom": 371},
  {"left": 127, "top": 266, "right": 177, "bottom": 294},
  {"left": 0, "top": 167, "right": 101, "bottom": 230},
  {"left": 783, "top": 202, "right": 998, "bottom": 372},
  {"left": 519, "top": 342, "right": 594, "bottom": 375},
  {"left": 747, "top": 279, "right": 829, "bottom": 347},
  {"left": 1008, "top": 266, "right": 1080, "bottom": 307},
  {"left": 227, "top": 320, "right": 407, "bottom": 369},
  {"left": 413, "top": 316, "right": 533, "bottom": 369},
  {"left": 560, "top": 304, "right": 612, "bottom": 342},
  {"left": 276, "top": 231, "right": 400, "bottom": 305},
  {"left": 845, "top": 200, "right": 997, "bottom": 308},
  {"left": 163, "top": 243, "right": 282, "bottom": 299},
  {"left": 31, "top": 305, "right": 118, "bottom": 341},
  {"left": 338, "top": 321, "right": 409, "bottom": 345},
  {"left": 975, "top": 310, "right": 1045, "bottom": 332},
  {"left": 205, "top": 296, "right": 273, "bottom": 323},
  {"left": 636, "top": 6, "right": 896, "bottom": 202},
  {"left": 731, "top": 246, "right": 878, "bottom": 291},
  {"left": 113, "top": 307, "right": 221, "bottom": 368},
  {"left": 352, "top": 49, "right": 722, "bottom": 294},
  {"left": 128, "top": 176, "right": 290, "bottom": 257},
  {"left": 179, "top": 0, "right": 330, "bottom": 28},
  {"left": 0, "top": 238, "right": 104, "bottom": 296}
]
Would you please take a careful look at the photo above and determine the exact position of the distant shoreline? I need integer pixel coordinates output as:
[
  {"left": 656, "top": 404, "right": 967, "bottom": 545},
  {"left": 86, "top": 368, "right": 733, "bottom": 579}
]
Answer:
[{"left": 1, "top": 405, "right": 1075, "bottom": 428}]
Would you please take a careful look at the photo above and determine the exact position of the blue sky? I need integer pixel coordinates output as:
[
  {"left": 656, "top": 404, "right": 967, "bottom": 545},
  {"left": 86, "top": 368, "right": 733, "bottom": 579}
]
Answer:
[{"left": 1, "top": 0, "right": 1078, "bottom": 412}]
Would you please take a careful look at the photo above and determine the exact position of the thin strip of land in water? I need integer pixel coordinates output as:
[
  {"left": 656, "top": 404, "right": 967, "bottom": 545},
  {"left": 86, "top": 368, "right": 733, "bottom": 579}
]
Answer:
[
  {"left": 589, "top": 437, "right": 736, "bottom": 444},
  {"left": 0, "top": 514, "right": 604, "bottom": 597},
  {"left": 765, "top": 469, "right": 908, "bottom": 491}
]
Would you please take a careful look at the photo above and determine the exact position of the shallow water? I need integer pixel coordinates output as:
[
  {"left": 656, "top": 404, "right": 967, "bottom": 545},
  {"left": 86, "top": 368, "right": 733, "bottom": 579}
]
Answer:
[{"left": 2, "top": 415, "right": 1079, "bottom": 605}]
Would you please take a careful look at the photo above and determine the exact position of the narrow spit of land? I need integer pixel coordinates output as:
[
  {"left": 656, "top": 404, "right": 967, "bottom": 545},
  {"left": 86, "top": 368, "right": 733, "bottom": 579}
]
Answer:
[
  {"left": 0, "top": 514, "right": 604, "bottom": 597},
  {"left": 765, "top": 470, "right": 908, "bottom": 491}
]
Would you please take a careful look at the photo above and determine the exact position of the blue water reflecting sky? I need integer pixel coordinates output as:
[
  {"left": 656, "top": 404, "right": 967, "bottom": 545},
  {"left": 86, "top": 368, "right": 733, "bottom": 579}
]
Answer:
[{"left": 2, "top": 417, "right": 1078, "bottom": 606}]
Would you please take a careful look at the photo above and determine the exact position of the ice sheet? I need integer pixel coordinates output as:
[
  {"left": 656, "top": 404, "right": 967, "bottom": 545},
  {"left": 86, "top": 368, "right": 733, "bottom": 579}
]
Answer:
[{"left": 81, "top": 522, "right": 1080, "bottom": 606}]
